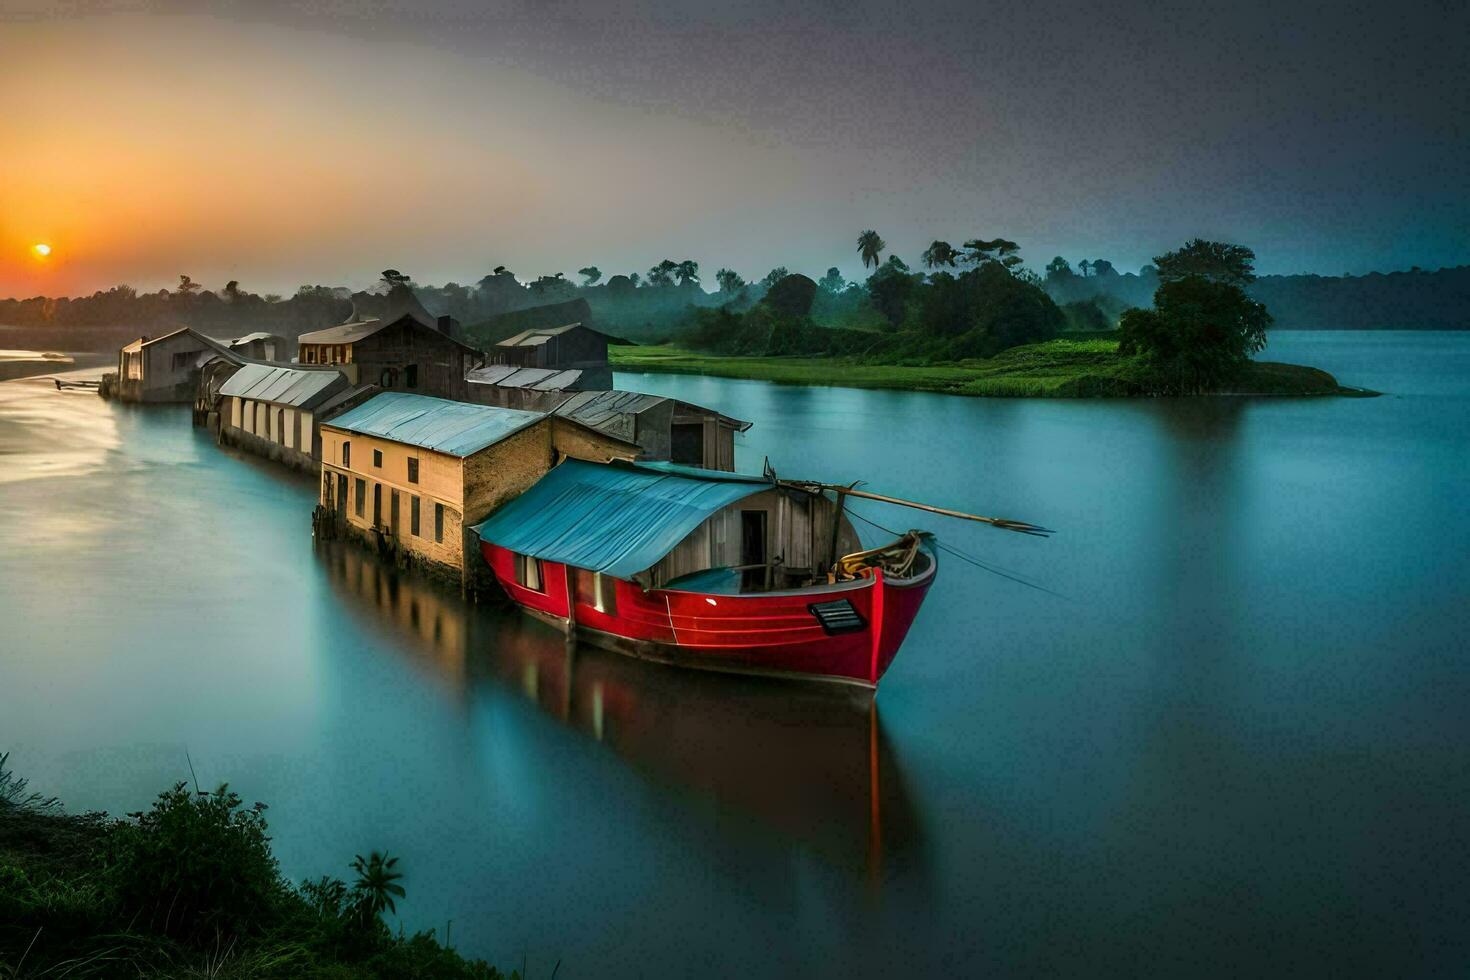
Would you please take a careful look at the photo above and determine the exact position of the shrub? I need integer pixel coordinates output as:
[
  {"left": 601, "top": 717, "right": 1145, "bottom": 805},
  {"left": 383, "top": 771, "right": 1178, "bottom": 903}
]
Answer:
[{"left": 106, "top": 782, "right": 287, "bottom": 943}]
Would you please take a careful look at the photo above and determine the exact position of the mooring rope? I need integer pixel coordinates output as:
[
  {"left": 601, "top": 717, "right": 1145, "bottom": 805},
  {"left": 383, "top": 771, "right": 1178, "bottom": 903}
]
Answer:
[{"left": 845, "top": 505, "right": 1069, "bottom": 600}]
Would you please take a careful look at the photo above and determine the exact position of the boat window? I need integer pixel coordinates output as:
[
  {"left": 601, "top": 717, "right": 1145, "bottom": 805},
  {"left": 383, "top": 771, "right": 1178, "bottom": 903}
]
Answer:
[
  {"left": 575, "top": 568, "right": 617, "bottom": 614},
  {"left": 515, "top": 553, "right": 544, "bottom": 592}
]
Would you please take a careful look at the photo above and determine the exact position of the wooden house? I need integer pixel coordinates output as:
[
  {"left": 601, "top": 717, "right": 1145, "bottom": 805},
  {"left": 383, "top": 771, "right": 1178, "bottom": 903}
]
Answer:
[
  {"left": 116, "top": 327, "right": 241, "bottom": 402},
  {"left": 318, "top": 392, "right": 638, "bottom": 588},
  {"left": 217, "top": 362, "right": 376, "bottom": 471},
  {"left": 463, "top": 374, "right": 749, "bottom": 471},
  {"left": 297, "top": 312, "right": 483, "bottom": 400}
]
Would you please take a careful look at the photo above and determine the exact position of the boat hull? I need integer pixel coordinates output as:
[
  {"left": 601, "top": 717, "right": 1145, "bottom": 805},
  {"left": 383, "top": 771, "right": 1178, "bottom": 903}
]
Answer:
[{"left": 481, "top": 541, "right": 936, "bottom": 688}]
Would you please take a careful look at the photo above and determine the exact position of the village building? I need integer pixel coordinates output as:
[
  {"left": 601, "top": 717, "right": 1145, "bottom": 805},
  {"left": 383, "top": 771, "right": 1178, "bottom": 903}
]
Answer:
[
  {"left": 227, "top": 332, "right": 289, "bottom": 361},
  {"left": 464, "top": 376, "right": 749, "bottom": 471},
  {"left": 297, "top": 312, "right": 482, "bottom": 400},
  {"left": 486, "top": 322, "right": 625, "bottom": 389},
  {"left": 317, "top": 392, "right": 638, "bottom": 590},
  {"left": 216, "top": 362, "right": 376, "bottom": 470},
  {"left": 115, "top": 327, "right": 242, "bottom": 402}
]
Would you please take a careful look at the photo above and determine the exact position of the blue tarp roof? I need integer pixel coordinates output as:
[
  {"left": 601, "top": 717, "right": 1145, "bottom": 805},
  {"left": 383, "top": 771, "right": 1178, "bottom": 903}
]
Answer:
[
  {"left": 471, "top": 459, "right": 773, "bottom": 579},
  {"left": 324, "top": 392, "right": 544, "bottom": 457}
]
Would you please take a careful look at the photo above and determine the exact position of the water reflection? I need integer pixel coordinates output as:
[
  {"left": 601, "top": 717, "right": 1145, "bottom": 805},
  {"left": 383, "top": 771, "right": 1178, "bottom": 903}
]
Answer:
[{"left": 315, "top": 540, "right": 923, "bottom": 875}]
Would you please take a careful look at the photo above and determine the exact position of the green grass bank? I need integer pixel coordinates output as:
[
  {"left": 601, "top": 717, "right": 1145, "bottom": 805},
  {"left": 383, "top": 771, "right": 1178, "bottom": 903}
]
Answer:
[{"left": 611, "top": 337, "right": 1375, "bottom": 398}]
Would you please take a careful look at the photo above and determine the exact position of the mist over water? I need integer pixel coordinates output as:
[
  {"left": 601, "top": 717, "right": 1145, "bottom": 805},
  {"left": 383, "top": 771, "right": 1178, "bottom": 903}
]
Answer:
[{"left": 2, "top": 332, "right": 1466, "bottom": 976}]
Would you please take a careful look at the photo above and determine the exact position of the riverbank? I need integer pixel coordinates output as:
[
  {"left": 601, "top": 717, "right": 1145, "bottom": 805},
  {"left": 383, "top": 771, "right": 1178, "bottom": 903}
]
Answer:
[
  {"left": 0, "top": 755, "right": 505, "bottom": 979},
  {"left": 0, "top": 350, "right": 111, "bottom": 384},
  {"left": 610, "top": 337, "right": 1374, "bottom": 397}
]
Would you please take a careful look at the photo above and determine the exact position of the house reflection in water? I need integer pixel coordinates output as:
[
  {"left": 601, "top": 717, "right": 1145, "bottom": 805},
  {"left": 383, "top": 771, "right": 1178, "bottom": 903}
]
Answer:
[{"left": 315, "top": 540, "right": 923, "bottom": 877}]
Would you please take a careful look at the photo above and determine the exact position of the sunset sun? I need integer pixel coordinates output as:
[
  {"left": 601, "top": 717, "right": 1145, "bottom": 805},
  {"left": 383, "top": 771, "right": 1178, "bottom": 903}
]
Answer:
[{"left": 31, "top": 243, "right": 52, "bottom": 258}]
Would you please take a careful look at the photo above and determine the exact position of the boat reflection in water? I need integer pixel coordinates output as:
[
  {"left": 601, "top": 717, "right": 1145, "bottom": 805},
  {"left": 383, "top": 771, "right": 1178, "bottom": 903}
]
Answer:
[{"left": 316, "top": 540, "right": 923, "bottom": 876}]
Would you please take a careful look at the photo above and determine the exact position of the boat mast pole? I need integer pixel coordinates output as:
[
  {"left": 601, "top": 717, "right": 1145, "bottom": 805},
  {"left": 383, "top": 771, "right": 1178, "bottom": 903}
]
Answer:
[{"left": 783, "top": 481, "right": 1052, "bottom": 536}]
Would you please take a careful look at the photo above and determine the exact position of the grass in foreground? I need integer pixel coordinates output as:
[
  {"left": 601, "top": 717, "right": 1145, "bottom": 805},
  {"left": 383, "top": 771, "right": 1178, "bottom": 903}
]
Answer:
[
  {"left": 611, "top": 338, "right": 1373, "bottom": 398},
  {"left": 0, "top": 754, "right": 507, "bottom": 979}
]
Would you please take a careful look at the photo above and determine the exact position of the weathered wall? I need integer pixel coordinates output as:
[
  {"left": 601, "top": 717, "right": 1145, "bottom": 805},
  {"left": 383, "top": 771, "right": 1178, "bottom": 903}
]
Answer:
[
  {"left": 549, "top": 418, "right": 638, "bottom": 465},
  {"left": 352, "top": 320, "right": 479, "bottom": 401}
]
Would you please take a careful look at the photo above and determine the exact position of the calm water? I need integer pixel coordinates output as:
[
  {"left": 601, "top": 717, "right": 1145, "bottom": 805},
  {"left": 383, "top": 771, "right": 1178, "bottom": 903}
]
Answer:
[{"left": 2, "top": 332, "right": 1466, "bottom": 977}]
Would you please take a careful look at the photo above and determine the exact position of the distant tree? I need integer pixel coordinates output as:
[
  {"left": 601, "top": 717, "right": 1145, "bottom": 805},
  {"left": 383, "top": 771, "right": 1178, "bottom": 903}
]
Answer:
[
  {"left": 961, "top": 238, "right": 1022, "bottom": 271},
  {"left": 675, "top": 260, "right": 700, "bottom": 286},
  {"left": 529, "top": 273, "right": 575, "bottom": 300},
  {"left": 1119, "top": 240, "right": 1270, "bottom": 393},
  {"left": 1153, "top": 238, "right": 1258, "bottom": 286},
  {"left": 1089, "top": 259, "right": 1117, "bottom": 277},
  {"left": 1079, "top": 259, "right": 1092, "bottom": 278},
  {"left": 177, "top": 275, "right": 200, "bottom": 295},
  {"left": 223, "top": 280, "right": 241, "bottom": 302},
  {"left": 857, "top": 230, "right": 886, "bottom": 270},
  {"left": 647, "top": 260, "right": 678, "bottom": 287},
  {"left": 865, "top": 256, "right": 917, "bottom": 327},
  {"left": 577, "top": 266, "right": 602, "bottom": 286},
  {"left": 605, "top": 274, "right": 635, "bottom": 297},
  {"left": 1045, "top": 257, "right": 1073, "bottom": 280},
  {"left": 818, "top": 267, "right": 847, "bottom": 294},
  {"left": 762, "top": 274, "right": 818, "bottom": 318},
  {"left": 264, "top": 293, "right": 283, "bottom": 304},
  {"left": 380, "top": 269, "right": 411, "bottom": 289},
  {"left": 492, "top": 265, "right": 508, "bottom": 275},
  {"left": 760, "top": 267, "right": 790, "bottom": 289},
  {"left": 629, "top": 272, "right": 642, "bottom": 288},
  {"left": 921, "top": 241, "right": 959, "bottom": 269},
  {"left": 715, "top": 268, "right": 746, "bottom": 293}
]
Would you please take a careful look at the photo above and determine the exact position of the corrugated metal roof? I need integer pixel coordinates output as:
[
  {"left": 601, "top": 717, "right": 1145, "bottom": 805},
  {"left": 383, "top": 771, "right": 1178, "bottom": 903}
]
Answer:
[
  {"left": 471, "top": 459, "right": 771, "bottom": 579},
  {"left": 552, "top": 390, "right": 667, "bottom": 429},
  {"left": 229, "top": 332, "right": 283, "bottom": 346},
  {"left": 323, "top": 392, "right": 547, "bottom": 457},
  {"left": 465, "top": 365, "right": 587, "bottom": 390},
  {"left": 219, "top": 362, "right": 348, "bottom": 409}
]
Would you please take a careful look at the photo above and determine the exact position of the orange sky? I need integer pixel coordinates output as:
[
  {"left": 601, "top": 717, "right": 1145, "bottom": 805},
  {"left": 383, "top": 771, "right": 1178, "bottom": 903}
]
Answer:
[{"left": 0, "top": 12, "right": 815, "bottom": 297}]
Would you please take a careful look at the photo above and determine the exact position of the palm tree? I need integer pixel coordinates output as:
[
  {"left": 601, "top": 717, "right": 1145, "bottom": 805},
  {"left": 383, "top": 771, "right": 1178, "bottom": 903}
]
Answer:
[
  {"left": 352, "top": 851, "right": 405, "bottom": 923},
  {"left": 857, "top": 230, "right": 886, "bottom": 270},
  {"left": 921, "top": 241, "right": 958, "bottom": 269}
]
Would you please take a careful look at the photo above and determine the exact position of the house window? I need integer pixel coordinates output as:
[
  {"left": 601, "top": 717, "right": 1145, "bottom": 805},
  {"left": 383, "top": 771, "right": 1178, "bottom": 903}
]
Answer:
[
  {"left": 671, "top": 423, "right": 704, "bottom": 465},
  {"left": 373, "top": 449, "right": 382, "bottom": 468},
  {"left": 410, "top": 496, "right": 421, "bottom": 536},
  {"left": 434, "top": 503, "right": 444, "bottom": 543},
  {"left": 515, "top": 553, "right": 544, "bottom": 592},
  {"left": 406, "top": 364, "right": 418, "bottom": 389},
  {"left": 171, "top": 351, "right": 193, "bottom": 370},
  {"left": 354, "top": 478, "right": 365, "bottom": 518},
  {"left": 342, "top": 441, "right": 350, "bottom": 467},
  {"left": 407, "top": 457, "right": 419, "bottom": 483}
]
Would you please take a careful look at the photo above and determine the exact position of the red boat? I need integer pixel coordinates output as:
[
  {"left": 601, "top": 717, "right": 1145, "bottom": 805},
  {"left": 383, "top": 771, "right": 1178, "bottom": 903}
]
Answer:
[{"left": 473, "top": 459, "right": 1043, "bottom": 689}]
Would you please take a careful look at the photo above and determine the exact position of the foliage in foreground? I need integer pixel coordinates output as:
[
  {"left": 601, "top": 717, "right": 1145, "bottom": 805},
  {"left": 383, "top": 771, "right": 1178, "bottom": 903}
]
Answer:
[{"left": 0, "top": 755, "right": 505, "bottom": 979}]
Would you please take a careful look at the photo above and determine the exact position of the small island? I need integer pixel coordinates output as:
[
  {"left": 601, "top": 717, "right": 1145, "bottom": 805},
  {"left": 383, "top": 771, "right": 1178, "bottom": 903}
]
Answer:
[
  {"left": 611, "top": 335, "right": 1367, "bottom": 398},
  {"left": 608, "top": 238, "right": 1375, "bottom": 398}
]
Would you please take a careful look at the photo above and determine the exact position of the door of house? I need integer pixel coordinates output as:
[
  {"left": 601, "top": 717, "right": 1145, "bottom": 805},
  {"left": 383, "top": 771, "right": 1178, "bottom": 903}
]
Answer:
[{"left": 740, "top": 510, "right": 767, "bottom": 591}]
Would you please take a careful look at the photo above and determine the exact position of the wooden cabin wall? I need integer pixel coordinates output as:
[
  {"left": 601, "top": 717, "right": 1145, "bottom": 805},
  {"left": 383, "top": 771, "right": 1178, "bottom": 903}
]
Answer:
[{"left": 646, "top": 489, "right": 862, "bottom": 588}]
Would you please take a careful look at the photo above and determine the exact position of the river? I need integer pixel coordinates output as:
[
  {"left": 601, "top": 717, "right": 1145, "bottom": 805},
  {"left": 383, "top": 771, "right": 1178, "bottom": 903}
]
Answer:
[{"left": 1, "top": 331, "right": 1466, "bottom": 976}]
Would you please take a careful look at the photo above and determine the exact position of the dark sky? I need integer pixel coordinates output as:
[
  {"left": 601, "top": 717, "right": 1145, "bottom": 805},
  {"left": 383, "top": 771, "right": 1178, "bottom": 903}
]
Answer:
[{"left": 4, "top": 0, "right": 1466, "bottom": 292}]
